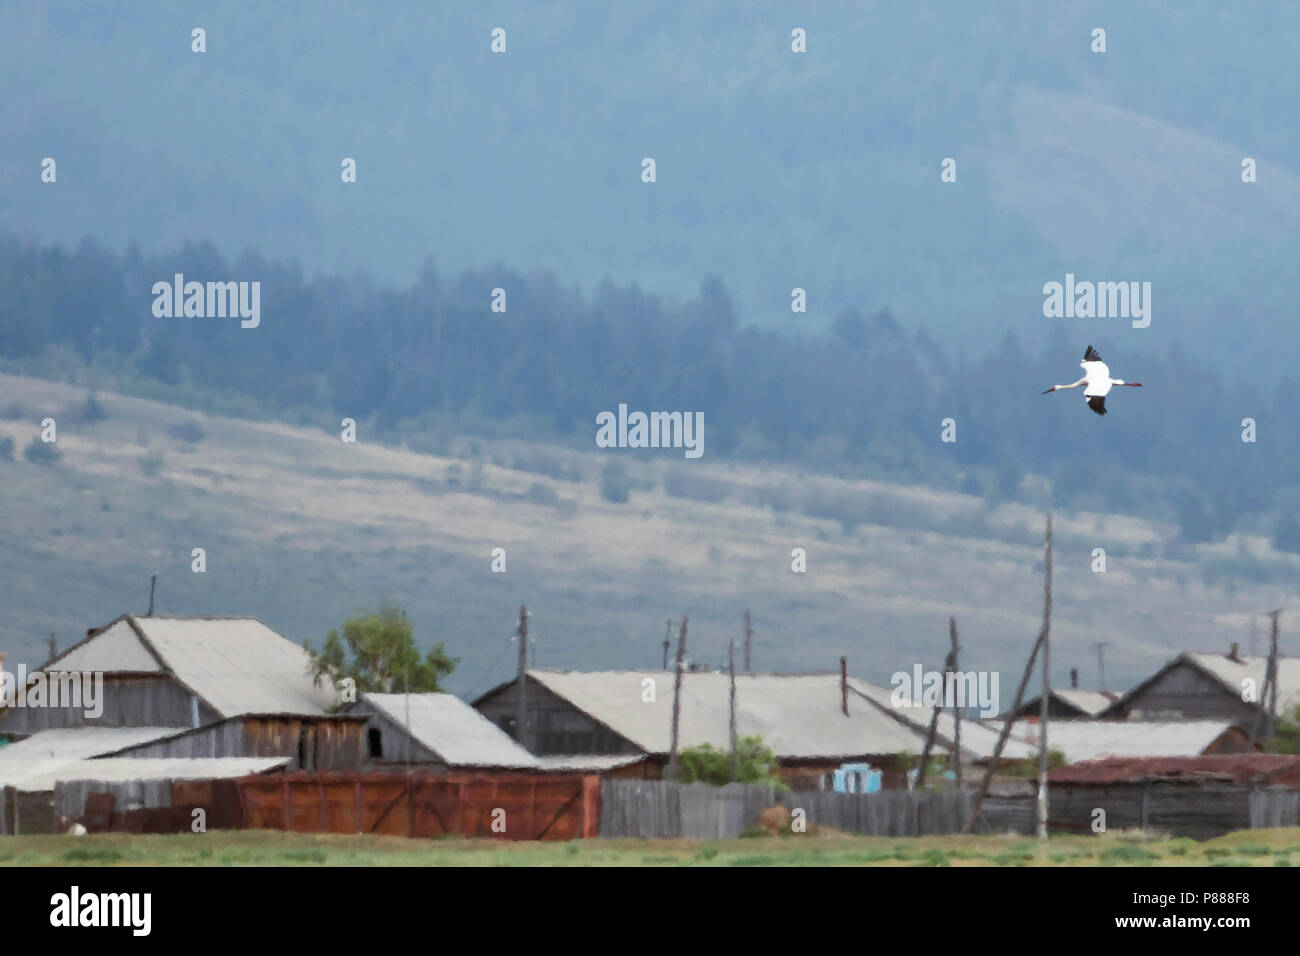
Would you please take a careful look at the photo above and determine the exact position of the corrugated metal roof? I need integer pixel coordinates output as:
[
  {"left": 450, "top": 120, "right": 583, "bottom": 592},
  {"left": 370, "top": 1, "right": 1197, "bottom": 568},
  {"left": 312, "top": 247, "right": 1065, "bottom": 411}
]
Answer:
[
  {"left": 23, "top": 756, "right": 289, "bottom": 791},
  {"left": 1053, "top": 689, "right": 1119, "bottom": 715},
  {"left": 362, "top": 693, "right": 539, "bottom": 768},
  {"left": 0, "top": 727, "right": 183, "bottom": 789},
  {"left": 847, "top": 680, "right": 1038, "bottom": 761},
  {"left": 525, "top": 670, "right": 930, "bottom": 759},
  {"left": 536, "top": 754, "right": 648, "bottom": 772},
  {"left": 1186, "top": 652, "right": 1300, "bottom": 712},
  {"left": 49, "top": 615, "right": 338, "bottom": 718},
  {"left": 1012, "top": 719, "right": 1239, "bottom": 763},
  {"left": 1049, "top": 754, "right": 1300, "bottom": 786},
  {"left": 1013, "top": 690, "right": 1117, "bottom": 718}
]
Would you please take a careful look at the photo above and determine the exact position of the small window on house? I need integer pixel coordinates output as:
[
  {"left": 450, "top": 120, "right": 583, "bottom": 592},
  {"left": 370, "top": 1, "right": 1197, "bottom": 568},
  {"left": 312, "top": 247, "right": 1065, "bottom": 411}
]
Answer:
[
  {"left": 368, "top": 727, "right": 383, "bottom": 759},
  {"left": 298, "top": 730, "right": 308, "bottom": 769}
]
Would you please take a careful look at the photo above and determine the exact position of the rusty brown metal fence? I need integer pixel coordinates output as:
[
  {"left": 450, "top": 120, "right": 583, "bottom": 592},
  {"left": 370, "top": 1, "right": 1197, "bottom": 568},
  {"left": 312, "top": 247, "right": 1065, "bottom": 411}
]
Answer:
[{"left": 236, "top": 772, "right": 600, "bottom": 840}]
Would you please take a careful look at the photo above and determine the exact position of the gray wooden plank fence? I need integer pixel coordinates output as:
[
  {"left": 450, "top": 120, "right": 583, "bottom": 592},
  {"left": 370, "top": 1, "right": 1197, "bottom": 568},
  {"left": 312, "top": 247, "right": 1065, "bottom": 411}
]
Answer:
[
  {"left": 1250, "top": 789, "right": 1300, "bottom": 829},
  {"left": 600, "top": 779, "right": 972, "bottom": 839}
]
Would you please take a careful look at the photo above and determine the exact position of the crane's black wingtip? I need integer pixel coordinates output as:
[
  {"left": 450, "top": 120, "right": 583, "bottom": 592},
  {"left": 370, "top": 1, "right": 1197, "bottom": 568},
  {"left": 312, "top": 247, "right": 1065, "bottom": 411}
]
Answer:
[
  {"left": 1087, "top": 395, "right": 1107, "bottom": 415},
  {"left": 1083, "top": 345, "right": 1102, "bottom": 362}
]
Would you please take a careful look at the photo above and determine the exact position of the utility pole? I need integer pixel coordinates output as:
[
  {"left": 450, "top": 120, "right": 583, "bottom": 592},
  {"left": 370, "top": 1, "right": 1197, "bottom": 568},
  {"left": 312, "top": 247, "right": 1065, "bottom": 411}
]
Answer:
[
  {"left": 743, "top": 609, "right": 753, "bottom": 673},
  {"left": 47, "top": 632, "right": 57, "bottom": 662},
  {"left": 949, "top": 617, "right": 962, "bottom": 790},
  {"left": 663, "top": 619, "right": 672, "bottom": 670},
  {"left": 728, "top": 638, "right": 738, "bottom": 782},
  {"left": 1036, "top": 514, "right": 1054, "bottom": 840},
  {"left": 515, "top": 604, "right": 529, "bottom": 752},
  {"left": 1267, "top": 610, "right": 1281, "bottom": 752},
  {"left": 667, "top": 617, "right": 688, "bottom": 780},
  {"left": 1249, "top": 609, "right": 1283, "bottom": 751},
  {"left": 965, "top": 513, "right": 1053, "bottom": 834},
  {"left": 147, "top": 574, "right": 157, "bottom": 617},
  {"left": 1094, "top": 641, "right": 1110, "bottom": 692}
]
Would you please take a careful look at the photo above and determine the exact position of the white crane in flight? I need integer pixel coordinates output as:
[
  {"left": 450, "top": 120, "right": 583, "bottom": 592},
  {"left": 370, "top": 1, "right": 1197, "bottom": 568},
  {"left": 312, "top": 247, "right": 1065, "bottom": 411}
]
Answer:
[{"left": 1041, "top": 346, "right": 1142, "bottom": 416}]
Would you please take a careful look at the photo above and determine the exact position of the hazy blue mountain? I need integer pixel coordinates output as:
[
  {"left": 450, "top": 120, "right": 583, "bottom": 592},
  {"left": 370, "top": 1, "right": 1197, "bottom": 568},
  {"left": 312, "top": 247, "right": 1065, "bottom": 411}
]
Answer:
[{"left": 4, "top": 1, "right": 1300, "bottom": 379}]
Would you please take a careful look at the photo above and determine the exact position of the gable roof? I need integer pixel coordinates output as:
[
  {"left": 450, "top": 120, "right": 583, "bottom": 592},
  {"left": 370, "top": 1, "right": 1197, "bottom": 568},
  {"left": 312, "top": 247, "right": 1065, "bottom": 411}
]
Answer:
[
  {"left": 359, "top": 693, "right": 539, "bottom": 769},
  {"left": 511, "top": 670, "right": 932, "bottom": 760},
  {"left": 1015, "top": 689, "right": 1117, "bottom": 717},
  {"left": 1101, "top": 651, "right": 1300, "bottom": 719},
  {"left": 46, "top": 615, "right": 337, "bottom": 718}
]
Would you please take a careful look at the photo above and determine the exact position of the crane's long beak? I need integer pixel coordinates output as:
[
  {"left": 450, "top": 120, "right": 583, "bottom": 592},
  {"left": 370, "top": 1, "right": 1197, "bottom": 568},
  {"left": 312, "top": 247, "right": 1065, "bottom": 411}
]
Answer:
[{"left": 1041, "top": 387, "right": 1055, "bottom": 394}]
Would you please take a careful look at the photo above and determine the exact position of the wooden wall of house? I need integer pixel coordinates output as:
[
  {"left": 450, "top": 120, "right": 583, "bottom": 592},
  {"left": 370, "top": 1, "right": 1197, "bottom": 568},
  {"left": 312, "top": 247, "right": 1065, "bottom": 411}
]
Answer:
[
  {"left": 108, "top": 717, "right": 367, "bottom": 770},
  {"left": 475, "top": 678, "right": 641, "bottom": 755},
  {"left": 1113, "top": 662, "right": 1257, "bottom": 726},
  {"left": 0, "top": 675, "right": 215, "bottom": 734},
  {"left": 346, "top": 700, "right": 448, "bottom": 770}
]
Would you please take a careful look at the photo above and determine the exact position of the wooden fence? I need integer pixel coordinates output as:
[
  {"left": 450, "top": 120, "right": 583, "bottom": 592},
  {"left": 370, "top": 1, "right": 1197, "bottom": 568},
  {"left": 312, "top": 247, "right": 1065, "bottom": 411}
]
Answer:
[
  {"left": 600, "top": 779, "right": 974, "bottom": 838},
  {"left": 237, "top": 772, "right": 600, "bottom": 840},
  {"left": 1250, "top": 789, "right": 1300, "bottom": 829}
]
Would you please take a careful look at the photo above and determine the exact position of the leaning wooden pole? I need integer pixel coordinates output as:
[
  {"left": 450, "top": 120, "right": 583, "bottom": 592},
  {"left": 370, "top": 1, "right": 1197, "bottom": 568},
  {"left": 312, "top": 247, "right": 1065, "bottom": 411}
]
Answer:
[
  {"left": 963, "top": 513, "right": 1053, "bottom": 834},
  {"left": 917, "top": 633, "right": 960, "bottom": 789},
  {"left": 667, "top": 617, "right": 688, "bottom": 780}
]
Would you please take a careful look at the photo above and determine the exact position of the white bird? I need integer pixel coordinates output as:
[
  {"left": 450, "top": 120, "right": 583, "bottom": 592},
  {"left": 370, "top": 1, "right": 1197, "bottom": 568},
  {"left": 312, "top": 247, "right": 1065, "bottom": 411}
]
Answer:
[{"left": 1041, "top": 345, "right": 1142, "bottom": 416}]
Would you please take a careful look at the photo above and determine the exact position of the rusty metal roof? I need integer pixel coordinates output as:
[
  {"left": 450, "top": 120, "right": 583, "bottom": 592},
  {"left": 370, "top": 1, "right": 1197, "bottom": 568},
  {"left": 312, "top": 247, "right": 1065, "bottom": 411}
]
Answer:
[{"left": 1048, "top": 754, "right": 1300, "bottom": 786}]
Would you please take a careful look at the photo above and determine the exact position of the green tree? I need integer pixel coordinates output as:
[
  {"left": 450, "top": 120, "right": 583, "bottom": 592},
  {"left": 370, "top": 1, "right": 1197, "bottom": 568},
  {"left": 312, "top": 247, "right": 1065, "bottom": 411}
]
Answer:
[
  {"left": 305, "top": 605, "right": 457, "bottom": 698},
  {"left": 678, "top": 735, "right": 783, "bottom": 787},
  {"left": 1274, "top": 705, "right": 1300, "bottom": 754}
]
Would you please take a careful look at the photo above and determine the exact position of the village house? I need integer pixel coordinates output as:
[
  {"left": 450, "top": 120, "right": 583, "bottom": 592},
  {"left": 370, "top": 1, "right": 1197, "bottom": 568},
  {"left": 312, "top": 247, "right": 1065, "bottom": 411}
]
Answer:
[
  {"left": 0, "top": 614, "right": 367, "bottom": 833},
  {"left": 472, "top": 668, "right": 1009, "bottom": 788},
  {"left": 343, "top": 692, "right": 539, "bottom": 772},
  {"left": 1098, "top": 644, "right": 1300, "bottom": 732}
]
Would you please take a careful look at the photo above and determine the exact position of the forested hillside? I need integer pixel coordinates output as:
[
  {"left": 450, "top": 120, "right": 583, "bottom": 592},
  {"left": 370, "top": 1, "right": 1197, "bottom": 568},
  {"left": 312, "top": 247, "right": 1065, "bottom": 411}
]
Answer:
[{"left": 1, "top": 234, "right": 1296, "bottom": 550}]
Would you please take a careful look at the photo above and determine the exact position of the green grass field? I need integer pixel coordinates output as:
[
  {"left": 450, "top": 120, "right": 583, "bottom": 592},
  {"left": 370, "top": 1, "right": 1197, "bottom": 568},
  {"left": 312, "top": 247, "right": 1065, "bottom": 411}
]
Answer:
[{"left": 4, "top": 827, "right": 1300, "bottom": 866}]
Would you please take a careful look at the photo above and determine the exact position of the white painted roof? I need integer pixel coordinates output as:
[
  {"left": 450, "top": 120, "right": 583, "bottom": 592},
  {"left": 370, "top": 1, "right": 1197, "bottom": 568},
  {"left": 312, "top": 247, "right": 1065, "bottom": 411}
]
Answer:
[
  {"left": 1012, "top": 719, "right": 1238, "bottom": 763},
  {"left": 24, "top": 756, "right": 288, "bottom": 791},
  {"left": 536, "top": 754, "right": 647, "bottom": 772},
  {"left": 848, "top": 680, "right": 1038, "bottom": 761},
  {"left": 525, "top": 670, "right": 931, "bottom": 759},
  {"left": 49, "top": 616, "right": 338, "bottom": 717},
  {"left": 362, "top": 693, "right": 539, "bottom": 768},
  {"left": 1186, "top": 653, "right": 1300, "bottom": 712},
  {"left": 1053, "top": 689, "right": 1117, "bottom": 716},
  {"left": 0, "top": 727, "right": 181, "bottom": 789}
]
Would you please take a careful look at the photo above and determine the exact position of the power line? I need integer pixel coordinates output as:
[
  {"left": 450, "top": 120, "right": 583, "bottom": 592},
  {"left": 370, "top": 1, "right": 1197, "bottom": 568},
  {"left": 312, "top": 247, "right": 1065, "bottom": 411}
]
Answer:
[{"left": 458, "top": 631, "right": 517, "bottom": 700}]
